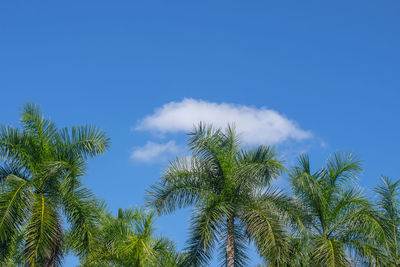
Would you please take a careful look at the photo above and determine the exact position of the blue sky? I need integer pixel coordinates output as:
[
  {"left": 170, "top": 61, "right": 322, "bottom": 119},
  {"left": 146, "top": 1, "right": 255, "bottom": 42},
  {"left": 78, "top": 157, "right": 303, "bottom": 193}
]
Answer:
[{"left": 1, "top": 1, "right": 399, "bottom": 266}]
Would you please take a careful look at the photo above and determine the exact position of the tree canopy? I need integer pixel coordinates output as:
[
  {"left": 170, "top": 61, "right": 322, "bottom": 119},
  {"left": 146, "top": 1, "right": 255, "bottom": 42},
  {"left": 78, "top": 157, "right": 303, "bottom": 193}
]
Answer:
[
  {"left": 0, "top": 103, "right": 110, "bottom": 266},
  {"left": 1, "top": 105, "right": 399, "bottom": 267}
]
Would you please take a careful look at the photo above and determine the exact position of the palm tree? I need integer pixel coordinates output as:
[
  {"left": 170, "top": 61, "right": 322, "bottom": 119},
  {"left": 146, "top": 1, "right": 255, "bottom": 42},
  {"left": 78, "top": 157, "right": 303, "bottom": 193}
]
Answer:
[
  {"left": 80, "top": 207, "right": 186, "bottom": 267},
  {"left": 374, "top": 176, "right": 400, "bottom": 266},
  {"left": 0, "top": 103, "right": 110, "bottom": 266},
  {"left": 289, "top": 153, "right": 386, "bottom": 266},
  {"left": 147, "top": 124, "right": 302, "bottom": 266}
]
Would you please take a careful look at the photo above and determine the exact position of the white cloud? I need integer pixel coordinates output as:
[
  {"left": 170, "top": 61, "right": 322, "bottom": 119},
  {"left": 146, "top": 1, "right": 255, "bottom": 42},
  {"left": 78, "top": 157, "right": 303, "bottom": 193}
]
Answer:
[
  {"left": 136, "top": 98, "right": 311, "bottom": 145},
  {"left": 130, "top": 141, "right": 181, "bottom": 162}
]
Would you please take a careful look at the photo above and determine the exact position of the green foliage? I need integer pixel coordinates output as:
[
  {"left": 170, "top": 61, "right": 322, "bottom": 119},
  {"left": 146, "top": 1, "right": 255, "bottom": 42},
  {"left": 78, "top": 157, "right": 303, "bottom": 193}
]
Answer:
[
  {"left": 147, "top": 123, "right": 302, "bottom": 266},
  {"left": 1, "top": 105, "right": 398, "bottom": 267},
  {"left": 374, "top": 176, "right": 400, "bottom": 266},
  {"left": 0, "top": 103, "right": 110, "bottom": 266},
  {"left": 79, "top": 207, "right": 186, "bottom": 267},
  {"left": 289, "top": 153, "right": 387, "bottom": 266}
]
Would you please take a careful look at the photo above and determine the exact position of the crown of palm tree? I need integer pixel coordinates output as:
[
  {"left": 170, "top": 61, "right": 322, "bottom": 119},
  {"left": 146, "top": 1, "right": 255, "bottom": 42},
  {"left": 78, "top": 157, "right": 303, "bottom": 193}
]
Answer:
[
  {"left": 289, "top": 153, "right": 388, "bottom": 266},
  {"left": 147, "top": 123, "right": 304, "bottom": 267},
  {"left": 0, "top": 103, "right": 110, "bottom": 266},
  {"left": 80, "top": 207, "right": 187, "bottom": 267}
]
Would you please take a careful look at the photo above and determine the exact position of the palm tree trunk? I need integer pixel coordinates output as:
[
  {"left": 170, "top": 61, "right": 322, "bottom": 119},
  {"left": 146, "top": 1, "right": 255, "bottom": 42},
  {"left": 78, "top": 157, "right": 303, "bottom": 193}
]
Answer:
[{"left": 226, "top": 215, "right": 235, "bottom": 267}]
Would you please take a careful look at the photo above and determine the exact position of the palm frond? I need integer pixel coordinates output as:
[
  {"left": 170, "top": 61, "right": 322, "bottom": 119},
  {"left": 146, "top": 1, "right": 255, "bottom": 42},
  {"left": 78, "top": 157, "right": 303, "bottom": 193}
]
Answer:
[
  {"left": 0, "top": 126, "right": 31, "bottom": 166},
  {"left": 326, "top": 152, "right": 362, "bottom": 186},
  {"left": 20, "top": 103, "right": 58, "bottom": 143},
  {"left": 79, "top": 207, "right": 182, "bottom": 267},
  {"left": 0, "top": 228, "right": 26, "bottom": 265},
  {"left": 375, "top": 176, "right": 400, "bottom": 223},
  {"left": 0, "top": 175, "right": 32, "bottom": 245},
  {"left": 374, "top": 176, "right": 400, "bottom": 265},
  {"left": 58, "top": 125, "right": 111, "bottom": 159},
  {"left": 220, "top": 124, "right": 241, "bottom": 156},
  {"left": 240, "top": 200, "right": 289, "bottom": 265},
  {"left": 289, "top": 159, "right": 327, "bottom": 234},
  {"left": 0, "top": 163, "right": 30, "bottom": 185},
  {"left": 312, "top": 237, "right": 349, "bottom": 267},
  {"left": 327, "top": 186, "right": 368, "bottom": 224},
  {"left": 285, "top": 234, "right": 313, "bottom": 266},
  {"left": 62, "top": 186, "right": 101, "bottom": 258},
  {"left": 24, "top": 193, "right": 63, "bottom": 266},
  {"left": 183, "top": 197, "right": 229, "bottom": 266},
  {"left": 187, "top": 123, "right": 225, "bottom": 171},
  {"left": 257, "top": 187, "right": 308, "bottom": 232},
  {"left": 152, "top": 237, "right": 188, "bottom": 267},
  {"left": 146, "top": 157, "right": 216, "bottom": 215},
  {"left": 236, "top": 146, "right": 285, "bottom": 188}
]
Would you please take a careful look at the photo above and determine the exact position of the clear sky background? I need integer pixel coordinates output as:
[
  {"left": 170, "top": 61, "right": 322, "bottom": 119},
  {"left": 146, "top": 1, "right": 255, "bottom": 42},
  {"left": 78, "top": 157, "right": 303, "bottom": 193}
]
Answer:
[{"left": 1, "top": 1, "right": 399, "bottom": 266}]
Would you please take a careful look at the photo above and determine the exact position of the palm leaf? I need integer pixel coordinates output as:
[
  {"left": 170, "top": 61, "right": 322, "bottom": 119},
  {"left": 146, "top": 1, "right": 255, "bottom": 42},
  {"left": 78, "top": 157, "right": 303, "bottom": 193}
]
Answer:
[
  {"left": 0, "top": 175, "right": 32, "bottom": 244},
  {"left": 24, "top": 193, "right": 63, "bottom": 266},
  {"left": 184, "top": 197, "right": 229, "bottom": 266},
  {"left": 62, "top": 186, "right": 101, "bottom": 258}
]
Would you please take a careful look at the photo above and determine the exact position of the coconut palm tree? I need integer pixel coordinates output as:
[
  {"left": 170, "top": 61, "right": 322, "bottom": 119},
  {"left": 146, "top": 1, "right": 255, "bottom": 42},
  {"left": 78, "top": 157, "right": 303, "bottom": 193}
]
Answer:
[
  {"left": 0, "top": 103, "right": 110, "bottom": 266},
  {"left": 374, "top": 176, "right": 400, "bottom": 266},
  {"left": 289, "top": 153, "right": 387, "bottom": 266},
  {"left": 80, "top": 207, "right": 186, "bottom": 267},
  {"left": 147, "top": 124, "right": 302, "bottom": 267}
]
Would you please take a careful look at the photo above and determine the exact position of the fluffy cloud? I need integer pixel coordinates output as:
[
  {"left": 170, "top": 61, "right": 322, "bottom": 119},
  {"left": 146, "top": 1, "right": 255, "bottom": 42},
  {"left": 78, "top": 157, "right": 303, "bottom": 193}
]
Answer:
[
  {"left": 136, "top": 98, "right": 311, "bottom": 145},
  {"left": 130, "top": 141, "right": 181, "bottom": 162}
]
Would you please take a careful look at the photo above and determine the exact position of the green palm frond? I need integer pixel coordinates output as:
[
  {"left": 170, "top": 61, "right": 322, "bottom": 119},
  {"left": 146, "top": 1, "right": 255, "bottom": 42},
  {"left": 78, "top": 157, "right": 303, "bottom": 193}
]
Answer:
[
  {"left": 0, "top": 163, "right": 30, "bottom": 186},
  {"left": 187, "top": 123, "right": 225, "bottom": 170},
  {"left": 0, "top": 126, "right": 31, "bottom": 166},
  {"left": 58, "top": 125, "right": 111, "bottom": 159},
  {"left": 312, "top": 237, "right": 349, "bottom": 267},
  {"left": 146, "top": 157, "right": 215, "bottom": 215},
  {"left": 290, "top": 162, "right": 327, "bottom": 234},
  {"left": 0, "top": 175, "right": 32, "bottom": 245},
  {"left": 257, "top": 187, "right": 308, "bottom": 231},
  {"left": 184, "top": 197, "right": 229, "bottom": 266},
  {"left": 327, "top": 186, "right": 367, "bottom": 224},
  {"left": 236, "top": 146, "right": 285, "bottom": 188},
  {"left": 152, "top": 237, "right": 188, "bottom": 267},
  {"left": 374, "top": 176, "right": 400, "bottom": 266},
  {"left": 220, "top": 124, "right": 241, "bottom": 157},
  {"left": 240, "top": 199, "right": 289, "bottom": 266},
  {"left": 375, "top": 176, "right": 400, "bottom": 223},
  {"left": 20, "top": 103, "right": 58, "bottom": 144},
  {"left": 0, "top": 229, "right": 26, "bottom": 265},
  {"left": 326, "top": 152, "right": 362, "bottom": 187},
  {"left": 24, "top": 194, "right": 63, "bottom": 266},
  {"left": 80, "top": 207, "right": 184, "bottom": 267},
  {"left": 285, "top": 234, "right": 313, "bottom": 266},
  {"left": 62, "top": 186, "right": 101, "bottom": 258}
]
